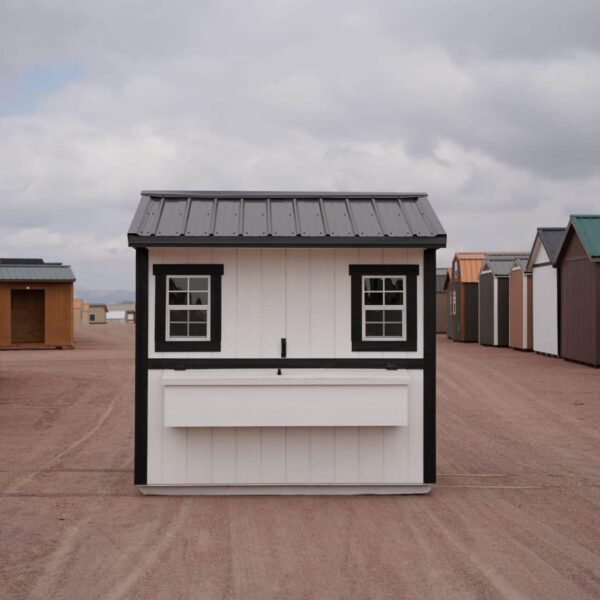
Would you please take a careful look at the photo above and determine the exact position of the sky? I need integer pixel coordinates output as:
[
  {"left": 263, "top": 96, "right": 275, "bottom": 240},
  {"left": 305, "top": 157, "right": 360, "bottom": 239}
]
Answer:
[{"left": 1, "top": 0, "right": 599, "bottom": 290}]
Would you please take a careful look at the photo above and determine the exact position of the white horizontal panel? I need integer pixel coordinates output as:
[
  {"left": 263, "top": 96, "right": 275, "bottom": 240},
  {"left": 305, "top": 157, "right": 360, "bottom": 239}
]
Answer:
[
  {"left": 162, "top": 368, "right": 411, "bottom": 387},
  {"left": 163, "top": 379, "right": 408, "bottom": 428}
]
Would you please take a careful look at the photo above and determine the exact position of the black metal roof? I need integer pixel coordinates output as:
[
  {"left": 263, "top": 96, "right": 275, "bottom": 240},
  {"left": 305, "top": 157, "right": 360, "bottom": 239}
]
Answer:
[
  {"left": 128, "top": 191, "right": 446, "bottom": 248},
  {"left": 481, "top": 254, "right": 529, "bottom": 277},
  {"left": 538, "top": 228, "right": 566, "bottom": 264}
]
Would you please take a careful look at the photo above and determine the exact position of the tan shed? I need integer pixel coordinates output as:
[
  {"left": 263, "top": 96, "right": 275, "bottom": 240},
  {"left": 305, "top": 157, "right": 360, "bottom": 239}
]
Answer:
[
  {"left": 88, "top": 304, "right": 108, "bottom": 324},
  {"left": 0, "top": 259, "right": 75, "bottom": 349},
  {"left": 508, "top": 258, "right": 533, "bottom": 350}
]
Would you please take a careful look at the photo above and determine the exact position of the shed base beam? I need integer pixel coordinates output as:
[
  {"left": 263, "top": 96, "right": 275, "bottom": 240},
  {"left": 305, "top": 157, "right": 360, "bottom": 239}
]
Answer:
[{"left": 138, "top": 484, "right": 431, "bottom": 496}]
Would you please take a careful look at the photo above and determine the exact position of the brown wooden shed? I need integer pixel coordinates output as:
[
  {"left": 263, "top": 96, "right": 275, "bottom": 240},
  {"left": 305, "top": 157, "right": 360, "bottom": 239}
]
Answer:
[
  {"left": 447, "top": 253, "right": 485, "bottom": 342},
  {"left": 0, "top": 259, "right": 75, "bottom": 349},
  {"left": 554, "top": 215, "right": 600, "bottom": 367},
  {"left": 508, "top": 258, "right": 533, "bottom": 351}
]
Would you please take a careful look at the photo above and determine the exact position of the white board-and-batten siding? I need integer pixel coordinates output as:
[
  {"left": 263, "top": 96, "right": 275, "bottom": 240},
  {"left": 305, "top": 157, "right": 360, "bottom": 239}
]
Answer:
[
  {"left": 146, "top": 247, "right": 425, "bottom": 487},
  {"left": 148, "top": 247, "right": 424, "bottom": 359},
  {"left": 531, "top": 243, "right": 559, "bottom": 356}
]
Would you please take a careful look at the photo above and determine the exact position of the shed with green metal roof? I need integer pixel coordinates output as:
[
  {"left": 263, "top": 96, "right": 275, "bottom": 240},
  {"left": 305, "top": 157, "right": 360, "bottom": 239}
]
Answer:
[{"left": 554, "top": 216, "right": 600, "bottom": 367}]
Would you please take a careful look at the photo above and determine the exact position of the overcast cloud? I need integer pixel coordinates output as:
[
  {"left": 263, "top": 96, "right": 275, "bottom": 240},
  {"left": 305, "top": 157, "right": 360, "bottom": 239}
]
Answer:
[{"left": 1, "top": 0, "right": 599, "bottom": 289}]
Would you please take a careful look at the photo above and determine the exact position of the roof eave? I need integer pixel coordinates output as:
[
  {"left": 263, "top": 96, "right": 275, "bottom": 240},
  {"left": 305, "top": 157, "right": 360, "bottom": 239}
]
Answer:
[{"left": 127, "top": 233, "right": 447, "bottom": 249}]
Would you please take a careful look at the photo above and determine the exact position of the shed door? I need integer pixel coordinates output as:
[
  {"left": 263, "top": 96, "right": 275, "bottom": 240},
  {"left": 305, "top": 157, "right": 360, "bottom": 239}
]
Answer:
[{"left": 11, "top": 289, "right": 45, "bottom": 343}]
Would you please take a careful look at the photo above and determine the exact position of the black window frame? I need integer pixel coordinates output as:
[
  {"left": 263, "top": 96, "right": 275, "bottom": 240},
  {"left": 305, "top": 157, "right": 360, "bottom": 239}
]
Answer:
[
  {"left": 153, "top": 264, "right": 223, "bottom": 352},
  {"left": 349, "top": 264, "right": 419, "bottom": 351}
]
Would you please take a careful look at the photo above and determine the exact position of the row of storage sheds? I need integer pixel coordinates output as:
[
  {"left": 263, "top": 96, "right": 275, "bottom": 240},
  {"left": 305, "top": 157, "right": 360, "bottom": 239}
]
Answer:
[{"left": 444, "top": 215, "right": 600, "bottom": 367}]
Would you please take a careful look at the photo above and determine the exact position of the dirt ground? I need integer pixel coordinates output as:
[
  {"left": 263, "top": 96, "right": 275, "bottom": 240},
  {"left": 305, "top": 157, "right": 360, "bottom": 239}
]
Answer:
[{"left": 0, "top": 324, "right": 598, "bottom": 600}]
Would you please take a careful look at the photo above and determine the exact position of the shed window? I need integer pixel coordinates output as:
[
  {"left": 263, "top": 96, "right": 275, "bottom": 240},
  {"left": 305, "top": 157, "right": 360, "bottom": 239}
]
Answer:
[
  {"left": 153, "top": 264, "right": 223, "bottom": 352},
  {"left": 362, "top": 276, "right": 406, "bottom": 340},
  {"left": 166, "top": 276, "right": 210, "bottom": 340},
  {"left": 89, "top": 313, "right": 96, "bottom": 323},
  {"left": 452, "top": 290, "right": 456, "bottom": 315},
  {"left": 349, "top": 265, "right": 418, "bottom": 351}
]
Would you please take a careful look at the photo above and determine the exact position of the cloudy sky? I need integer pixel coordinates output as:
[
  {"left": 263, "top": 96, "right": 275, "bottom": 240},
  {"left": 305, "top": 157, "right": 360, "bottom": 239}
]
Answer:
[{"left": 1, "top": 1, "right": 599, "bottom": 290}]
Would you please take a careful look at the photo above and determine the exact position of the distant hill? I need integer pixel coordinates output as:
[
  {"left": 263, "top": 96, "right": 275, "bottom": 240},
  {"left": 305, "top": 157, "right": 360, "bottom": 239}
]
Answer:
[{"left": 75, "top": 287, "right": 135, "bottom": 304}]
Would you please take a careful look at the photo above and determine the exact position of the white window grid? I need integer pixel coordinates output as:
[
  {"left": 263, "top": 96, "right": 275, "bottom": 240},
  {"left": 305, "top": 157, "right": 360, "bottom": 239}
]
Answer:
[
  {"left": 361, "top": 275, "right": 407, "bottom": 341},
  {"left": 166, "top": 275, "right": 211, "bottom": 341}
]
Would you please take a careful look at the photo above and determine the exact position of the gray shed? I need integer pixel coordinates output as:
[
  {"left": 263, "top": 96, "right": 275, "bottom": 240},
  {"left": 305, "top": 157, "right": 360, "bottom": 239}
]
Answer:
[{"left": 478, "top": 254, "right": 529, "bottom": 347}]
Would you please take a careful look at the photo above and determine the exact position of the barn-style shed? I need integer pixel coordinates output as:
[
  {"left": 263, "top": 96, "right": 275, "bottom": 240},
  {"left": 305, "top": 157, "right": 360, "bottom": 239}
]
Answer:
[
  {"left": 435, "top": 267, "right": 448, "bottom": 334},
  {"left": 526, "top": 228, "right": 565, "bottom": 356},
  {"left": 0, "top": 258, "right": 75, "bottom": 349},
  {"left": 508, "top": 258, "right": 532, "bottom": 350},
  {"left": 447, "top": 253, "right": 485, "bottom": 342},
  {"left": 554, "top": 215, "right": 600, "bottom": 367},
  {"left": 478, "top": 254, "right": 528, "bottom": 347},
  {"left": 128, "top": 191, "right": 446, "bottom": 495}
]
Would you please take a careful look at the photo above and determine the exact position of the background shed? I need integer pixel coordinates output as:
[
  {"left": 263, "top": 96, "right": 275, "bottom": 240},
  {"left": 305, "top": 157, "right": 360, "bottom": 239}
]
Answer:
[
  {"left": 88, "top": 304, "right": 108, "bottom": 324},
  {"left": 526, "top": 228, "right": 565, "bottom": 356},
  {"left": 435, "top": 267, "right": 448, "bottom": 334},
  {"left": 508, "top": 258, "right": 533, "bottom": 350},
  {"left": 447, "top": 253, "right": 485, "bottom": 342},
  {"left": 555, "top": 215, "right": 600, "bottom": 367},
  {"left": 0, "top": 258, "right": 75, "bottom": 349},
  {"left": 478, "top": 254, "right": 528, "bottom": 347}
]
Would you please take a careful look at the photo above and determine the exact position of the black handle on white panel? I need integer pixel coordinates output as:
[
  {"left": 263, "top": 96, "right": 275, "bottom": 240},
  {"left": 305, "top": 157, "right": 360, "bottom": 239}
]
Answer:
[{"left": 281, "top": 338, "right": 287, "bottom": 358}]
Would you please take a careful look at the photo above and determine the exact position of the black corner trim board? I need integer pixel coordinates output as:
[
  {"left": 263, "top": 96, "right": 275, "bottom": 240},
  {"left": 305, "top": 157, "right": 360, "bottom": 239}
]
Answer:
[
  {"left": 348, "top": 264, "right": 419, "bottom": 351},
  {"left": 423, "top": 249, "right": 436, "bottom": 484},
  {"left": 134, "top": 248, "right": 149, "bottom": 485},
  {"left": 153, "top": 264, "right": 224, "bottom": 352}
]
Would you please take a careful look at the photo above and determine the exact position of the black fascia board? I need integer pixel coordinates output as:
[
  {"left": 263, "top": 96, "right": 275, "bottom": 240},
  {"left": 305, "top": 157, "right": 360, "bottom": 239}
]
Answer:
[{"left": 127, "top": 234, "right": 447, "bottom": 249}]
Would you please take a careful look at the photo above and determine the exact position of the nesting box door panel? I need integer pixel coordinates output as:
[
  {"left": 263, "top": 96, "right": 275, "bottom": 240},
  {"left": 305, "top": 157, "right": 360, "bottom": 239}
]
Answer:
[
  {"left": 11, "top": 289, "right": 45, "bottom": 344},
  {"left": 146, "top": 369, "right": 424, "bottom": 486}
]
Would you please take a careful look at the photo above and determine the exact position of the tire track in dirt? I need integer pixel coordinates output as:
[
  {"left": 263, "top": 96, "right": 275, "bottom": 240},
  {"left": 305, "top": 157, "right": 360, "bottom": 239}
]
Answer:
[{"left": 3, "top": 366, "right": 133, "bottom": 495}]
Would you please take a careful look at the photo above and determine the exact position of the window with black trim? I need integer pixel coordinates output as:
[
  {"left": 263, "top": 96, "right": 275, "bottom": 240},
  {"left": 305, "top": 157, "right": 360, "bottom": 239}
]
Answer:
[
  {"left": 153, "top": 264, "right": 223, "bottom": 352},
  {"left": 349, "top": 265, "right": 418, "bottom": 351}
]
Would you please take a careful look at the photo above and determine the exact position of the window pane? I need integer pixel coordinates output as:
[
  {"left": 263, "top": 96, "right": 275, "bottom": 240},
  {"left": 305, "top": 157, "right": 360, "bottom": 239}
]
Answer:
[
  {"left": 385, "top": 291, "right": 403, "bottom": 305},
  {"left": 385, "top": 310, "right": 403, "bottom": 322},
  {"left": 168, "top": 277, "right": 188, "bottom": 291},
  {"left": 365, "top": 310, "right": 384, "bottom": 322},
  {"left": 365, "top": 323, "right": 383, "bottom": 337},
  {"left": 189, "top": 323, "right": 207, "bottom": 337},
  {"left": 189, "top": 310, "right": 207, "bottom": 322},
  {"left": 169, "top": 292, "right": 187, "bottom": 305},
  {"left": 190, "top": 277, "right": 209, "bottom": 291},
  {"left": 170, "top": 323, "right": 188, "bottom": 337},
  {"left": 170, "top": 310, "right": 188, "bottom": 322},
  {"left": 364, "top": 292, "right": 383, "bottom": 305},
  {"left": 385, "top": 277, "right": 403, "bottom": 291},
  {"left": 189, "top": 292, "right": 209, "bottom": 306},
  {"left": 385, "top": 323, "right": 403, "bottom": 337},
  {"left": 364, "top": 277, "right": 383, "bottom": 292}
]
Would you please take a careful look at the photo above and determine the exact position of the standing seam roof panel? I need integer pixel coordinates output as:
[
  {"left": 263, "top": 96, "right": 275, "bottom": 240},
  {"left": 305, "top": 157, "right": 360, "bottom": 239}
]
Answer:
[
  {"left": 270, "top": 200, "right": 297, "bottom": 236},
  {"left": 322, "top": 200, "right": 354, "bottom": 236},
  {"left": 348, "top": 199, "right": 384, "bottom": 236},
  {"left": 155, "top": 198, "right": 188, "bottom": 236},
  {"left": 186, "top": 198, "right": 214, "bottom": 236}
]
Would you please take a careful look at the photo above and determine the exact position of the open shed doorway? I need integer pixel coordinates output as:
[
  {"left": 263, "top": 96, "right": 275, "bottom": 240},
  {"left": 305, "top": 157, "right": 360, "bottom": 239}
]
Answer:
[{"left": 11, "top": 289, "right": 45, "bottom": 344}]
